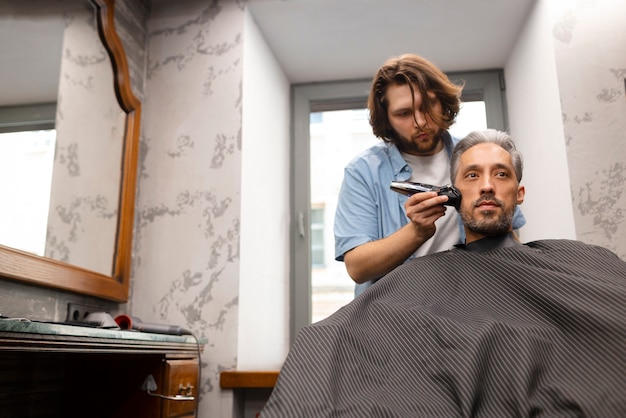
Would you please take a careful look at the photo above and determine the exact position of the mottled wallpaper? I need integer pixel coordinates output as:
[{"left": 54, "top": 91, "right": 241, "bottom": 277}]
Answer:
[
  {"left": 552, "top": 0, "right": 626, "bottom": 259},
  {"left": 129, "top": 1, "right": 244, "bottom": 416}
]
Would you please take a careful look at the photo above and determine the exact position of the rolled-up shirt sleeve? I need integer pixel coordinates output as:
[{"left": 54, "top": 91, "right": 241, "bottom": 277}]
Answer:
[
  {"left": 333, "top": 143, "right": 411, "bottom": 262},
  {"left": 334, "top": 164, "right": 382, "bottom": 261}
]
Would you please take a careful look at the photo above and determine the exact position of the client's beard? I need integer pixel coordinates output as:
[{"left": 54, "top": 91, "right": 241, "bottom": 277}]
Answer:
[{"left": 460, "top": 195, "right": 515, "bottom": 237}]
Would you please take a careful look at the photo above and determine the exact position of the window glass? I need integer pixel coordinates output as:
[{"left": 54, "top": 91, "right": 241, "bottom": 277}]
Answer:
[{"left": 0, "top": 130, "right": 56, "bottom": 255}]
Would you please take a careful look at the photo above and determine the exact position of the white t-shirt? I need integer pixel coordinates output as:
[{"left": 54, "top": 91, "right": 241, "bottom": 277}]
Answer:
[{"left": 402, "top": 148, "right": 460, "bottom": 257}]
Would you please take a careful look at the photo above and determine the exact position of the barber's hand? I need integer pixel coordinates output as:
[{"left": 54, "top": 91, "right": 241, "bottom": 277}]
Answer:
[{"left": 404, "top": 191, "right": 449, "bottom": 241}]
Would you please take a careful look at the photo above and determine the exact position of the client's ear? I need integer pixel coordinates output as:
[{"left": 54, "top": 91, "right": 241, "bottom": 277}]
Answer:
[{"left": 516, "top": 185, "right": 525, "bottom": 204}]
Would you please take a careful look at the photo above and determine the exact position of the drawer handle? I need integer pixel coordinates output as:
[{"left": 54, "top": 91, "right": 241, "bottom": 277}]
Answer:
[{"left": 141, "top": 374, "right": 195, "bottom": 401}]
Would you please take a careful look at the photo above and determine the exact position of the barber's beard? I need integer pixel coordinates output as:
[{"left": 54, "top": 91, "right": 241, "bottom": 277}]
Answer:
[
  {"left": 460, "top": 195, "right": 515, "bottom": 237},
  {"left": 396, "top": 130, "right": 442, "bottom": 155}
]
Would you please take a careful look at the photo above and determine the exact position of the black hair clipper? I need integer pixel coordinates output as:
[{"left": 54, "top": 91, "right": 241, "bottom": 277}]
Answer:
[{"left": 390, "top": 181, "right": 462, "bottom": 209}]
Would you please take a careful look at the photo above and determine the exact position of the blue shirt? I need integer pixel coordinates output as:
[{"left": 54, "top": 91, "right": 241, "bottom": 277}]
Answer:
[{"left": 334, "top": 131, "right": 526, "bottom": 296}]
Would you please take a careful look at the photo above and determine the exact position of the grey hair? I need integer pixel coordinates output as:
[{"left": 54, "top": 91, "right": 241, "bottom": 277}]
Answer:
[{"left": 450, "top": 129, "right": 523, "bottom": 184}]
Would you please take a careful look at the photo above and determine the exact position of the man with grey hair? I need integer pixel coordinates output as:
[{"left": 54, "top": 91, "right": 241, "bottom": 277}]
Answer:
[
  {"left": 448, "top": 128, "right": 525, "bottom": 250},
  {"left": 262, "top": 130, "right": 626, "bottom": 418}
]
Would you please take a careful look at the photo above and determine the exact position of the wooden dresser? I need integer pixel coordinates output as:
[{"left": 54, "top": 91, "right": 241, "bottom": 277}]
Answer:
[{"left": 0, "top": 319, "right": 203, "bottom": 418}]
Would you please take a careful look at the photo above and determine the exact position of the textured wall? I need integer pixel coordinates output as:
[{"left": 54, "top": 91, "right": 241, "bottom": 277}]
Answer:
[
  {"left": 129, "top": 1, "right": 244, "bottom": 416},
  {"left": 551, "top": 0, "right": 626, "bottom": 259}
]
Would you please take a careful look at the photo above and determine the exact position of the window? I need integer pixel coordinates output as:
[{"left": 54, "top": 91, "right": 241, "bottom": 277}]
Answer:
[
  {"left": 0, "top": 103, "right": 57, "bottom": 256},
  {"left": 291, "top": 72, "right": 507, "bottom": 341}
]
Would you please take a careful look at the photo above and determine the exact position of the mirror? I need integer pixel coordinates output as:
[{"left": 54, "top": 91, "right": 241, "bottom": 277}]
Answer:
[
  {"left": 0, "top": 0, "right": 140, "bottom": 302},
  {"left": 44, "top": 1, "right": 124, "bottom": 276}
]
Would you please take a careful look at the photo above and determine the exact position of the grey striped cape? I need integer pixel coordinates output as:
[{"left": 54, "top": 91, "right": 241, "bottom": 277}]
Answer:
[{"left": 261, "top": 240, "right": 626, "bottom": 417}]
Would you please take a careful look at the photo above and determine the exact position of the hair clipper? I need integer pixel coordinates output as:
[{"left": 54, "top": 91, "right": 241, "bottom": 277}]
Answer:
[{"left": 390, "top": 181, "right": 461, "bottom": 209}]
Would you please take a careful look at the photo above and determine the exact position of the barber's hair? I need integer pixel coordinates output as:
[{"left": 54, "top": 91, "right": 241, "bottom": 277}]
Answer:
[
  {"left": 450, "top": 129, "right": 524, "bottom": 184},
  {"left": 368, "top": 53, "right": 464, "bottom": 144}
]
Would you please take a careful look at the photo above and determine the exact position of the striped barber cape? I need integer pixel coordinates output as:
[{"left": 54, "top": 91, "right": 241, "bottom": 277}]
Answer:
[{"left": 261, "top": 239, "right": 626, "bottom": 418}]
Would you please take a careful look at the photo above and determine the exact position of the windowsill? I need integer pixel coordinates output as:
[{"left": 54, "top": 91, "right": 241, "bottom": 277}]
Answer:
[{"left": 219, "top": 370, "right": 279, "bottom": 389}]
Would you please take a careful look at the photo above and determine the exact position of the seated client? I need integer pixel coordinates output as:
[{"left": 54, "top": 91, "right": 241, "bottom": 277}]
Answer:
[{"left": 261, "top": 129, "right": 626, "bottom": 417}]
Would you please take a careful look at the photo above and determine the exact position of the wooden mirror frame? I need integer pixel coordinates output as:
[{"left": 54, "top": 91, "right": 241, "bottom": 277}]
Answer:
[{"left": 0, "top": 0, "right": 140, "bottom": 302}]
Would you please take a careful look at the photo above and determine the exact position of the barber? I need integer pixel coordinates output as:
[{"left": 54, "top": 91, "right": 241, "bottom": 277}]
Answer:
[{"left": 334, "top": 54, "right": 525, "bottom": 296}]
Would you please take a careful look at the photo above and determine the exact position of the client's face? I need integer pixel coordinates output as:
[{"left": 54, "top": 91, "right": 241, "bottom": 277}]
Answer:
[{"left": 454, "top": 142, "right": 525, "bottom": 244}]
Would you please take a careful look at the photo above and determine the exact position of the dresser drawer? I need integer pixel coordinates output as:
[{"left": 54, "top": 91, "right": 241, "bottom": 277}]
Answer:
[{"left": 161, "top": 358, "right": 199, "bottom": 418}]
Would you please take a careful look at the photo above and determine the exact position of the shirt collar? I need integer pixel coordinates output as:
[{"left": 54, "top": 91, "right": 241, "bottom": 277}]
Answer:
[{"left": 455, "top": 232, "right": 521, "bottom": 253}]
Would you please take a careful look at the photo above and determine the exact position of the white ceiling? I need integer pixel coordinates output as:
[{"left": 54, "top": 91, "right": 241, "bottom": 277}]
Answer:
[{"left": 247, "top": 0, "right": 537, "bottom": 84}]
